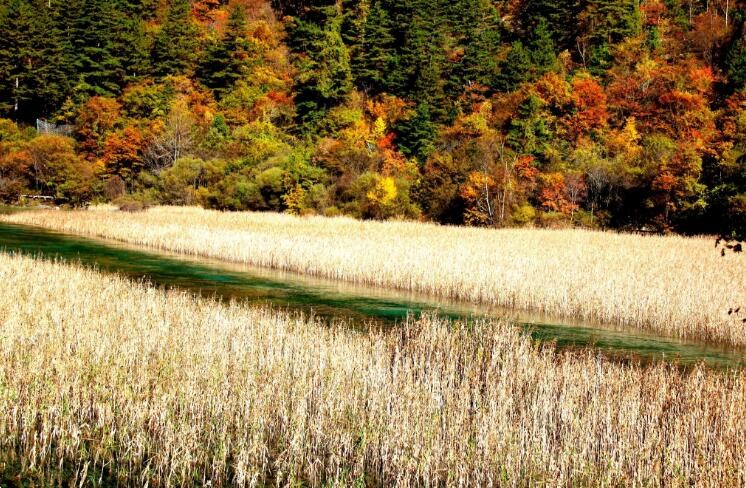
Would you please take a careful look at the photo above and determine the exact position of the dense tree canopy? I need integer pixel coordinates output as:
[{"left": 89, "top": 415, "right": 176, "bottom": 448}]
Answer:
[{"left": 0, "top": 0, "right": 744, "bottom": 237}]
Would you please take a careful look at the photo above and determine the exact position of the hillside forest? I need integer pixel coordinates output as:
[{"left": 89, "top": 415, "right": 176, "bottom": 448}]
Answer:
[{"left": 0, "top": 0, "right": 745, "bottom": 235}]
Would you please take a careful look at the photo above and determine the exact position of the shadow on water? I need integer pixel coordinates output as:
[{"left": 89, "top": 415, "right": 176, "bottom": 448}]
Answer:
[{"left": 0, "top": 216, "right": 744, "bottom": 369}]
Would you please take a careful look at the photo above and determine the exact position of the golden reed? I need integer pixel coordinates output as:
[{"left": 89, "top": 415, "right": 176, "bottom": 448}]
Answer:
[
  {"left": 4, "top": 206, "right": 745, "bottom": 345},
  {"left": 0, "top": 253, "right": 744, "bottom": 486}
]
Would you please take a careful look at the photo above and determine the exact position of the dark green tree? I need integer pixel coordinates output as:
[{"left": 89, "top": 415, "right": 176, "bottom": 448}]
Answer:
[
  {"left": 0, "top": 0, "right": 77, "bottom": 120},
  {"left": 646, "top": 25, "right": 662, "bottom": 52},
  {"left": 31, "top": 1, "right": 73, "bottom": 117},
  {"left": 119, "top": 0, "right": 160, "bottom": 19},
  {"left": 588, "top": 42, "right": 612, "bottom": 74},
  {"left": 198, "top": 4, "right": 254, "bottom": 98},
  {"left": 394, "top": 102, "right": 438, "bottom": 163},
  {"left": 662, "top": 0, "right": 689, "bottom": 28},
  {"left": 459, "top": 1, "right": 502, "bottom": 89},
  {"left": 507, "top": 93, "right": 552, "bottom": 159},
  {"left": 152, "top": 0, "right": 199, "bottom": 77},
  {"left": 0, "top": 0, "right": 36, "bottom": 118},
  {"left": 287, "top": 1, "right": 353, "bottom": 133},
  {"left": 121, "top": 17, "right": 152, "bottom": 83},
  {"left": 351, "top": 0, "right": 396, "bottom": 93},
  {"left": 585, "top": 0, "right": 641, "bottom": 45},
  {"left": 726, "top": 25, "right": 746, "bottom": 90},
  {"left": 496, "top": 41, "right": 533, "bottom": 92},
  {"left": 68, "top": 0, "right": 129, "bottom": 96},
  {"left": 393, "top": 0, "right": 448, "bottom": 110},
  {"left": 56, "top": 0, "right": 152, "bottom": 100},
  {"left": 577, "top": 0, "right": 640, "bottom": 72},
  {"left": 528, "top": 18, "right": 558, "bottom": 76},
  {"left": 519, "top": 0, "right": 580, "bottom": 50}
]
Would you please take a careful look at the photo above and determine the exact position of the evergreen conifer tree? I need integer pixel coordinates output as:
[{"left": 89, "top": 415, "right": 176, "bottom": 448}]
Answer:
[
  {"left": 460, "top": 1, "right": 502, "bottom": 89},
  {"left": 585, "top": 0, "right": 641, "bottom": 45},
  {"left": 288, "top": 1, "right": 353, "bottom": 133},
  {"left": 726, "top": 26, "right": 746, "bottom": 89},
  {"left": 199, "top": 4, "right": 253, "bottom": 98},
  {"left": 394, "top": 102, "right": 438, "bottom": 163},
  {"left": 0, "top": 0, "right": 35, "bottom": 118},
  {"left": 528, "top": 18, "right": 558, "bottom": 76},
  {"left": 30, "top": 0, "right": 72, "bottom": 117},
  {"left": 496, "top": 41, "right": 533, "bottom": 92},
  {"left": 152, "top": 0, "right": 199, "bottom": 77},
  {"left": 393, "top": 0, "right": 448, "bottom": 117},
  {"left": 508, "top": 93, "right": 552, "bottom": 158},
  {"left": 69, "top": 0, "right": 129, "bottom": 95},
  {"left": 352, "top": 0, "right": 395, "bottom": 93},
  {"left": 519, "top": 0, "right": 580, "bottom": 50}
]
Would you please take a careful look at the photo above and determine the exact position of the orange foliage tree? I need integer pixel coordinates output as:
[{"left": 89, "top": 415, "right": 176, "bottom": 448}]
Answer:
[
  {"left": 102, "top": 127, "right": 145, "bottom": 188},
  {"left": 0, "top": 145, "right": 30, "bottom": 201},
  {"left": 538, "top": 172, "right": 580, "bottom": 216},
  {"left": 569, "top": 76, "right": 608, "bottom": 139},
  {"left": 75, "top": 97, "right": 122, "bottom": 159}
]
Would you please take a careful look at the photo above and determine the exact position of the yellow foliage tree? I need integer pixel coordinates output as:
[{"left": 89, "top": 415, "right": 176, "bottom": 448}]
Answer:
[
  {"left": 283, "top": 184, "right": 307, "bottom": 215},
  {"left": 367, "top": 176, "right": 397, "bottom": 206}
]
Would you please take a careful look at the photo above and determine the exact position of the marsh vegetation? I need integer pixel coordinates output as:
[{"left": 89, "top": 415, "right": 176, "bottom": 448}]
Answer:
[
  {"left": 5, "top": 206, "right": 745, "bottom": 346},
  {"left": 0, "top": 253, "right": 744, "bottom": 486}
]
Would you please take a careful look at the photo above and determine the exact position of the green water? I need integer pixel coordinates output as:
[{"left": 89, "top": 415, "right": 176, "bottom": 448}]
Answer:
[{"left": 0, "top": 216, "right": 744, "bottom": 368}]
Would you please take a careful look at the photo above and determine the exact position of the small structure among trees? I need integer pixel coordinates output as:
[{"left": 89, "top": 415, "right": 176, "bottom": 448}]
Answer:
[{"left": 36, "top": 119, "right": 73, "bottom": 137}]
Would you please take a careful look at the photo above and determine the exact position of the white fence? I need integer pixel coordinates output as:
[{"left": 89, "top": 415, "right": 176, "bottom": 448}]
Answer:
[{"left": 36, "top": 119, "right": 74, "bottom": 136}]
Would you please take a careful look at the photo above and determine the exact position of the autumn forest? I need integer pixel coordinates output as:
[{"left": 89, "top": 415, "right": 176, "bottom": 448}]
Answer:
[{"left": 1, "top": 0, "right": 745, "bottom": 236}]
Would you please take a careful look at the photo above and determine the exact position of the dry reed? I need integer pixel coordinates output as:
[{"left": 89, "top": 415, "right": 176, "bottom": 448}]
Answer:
[
  {"left": 3, "top": 206, "right": 744, "bottom": 346},
  {"left": 0, "top": 252, "right": 744, "bottom": 486}
]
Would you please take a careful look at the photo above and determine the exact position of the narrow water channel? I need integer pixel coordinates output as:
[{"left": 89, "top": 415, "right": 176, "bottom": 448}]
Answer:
[{"left": 0, "top": 218, "right": 744, "bottom": 368}]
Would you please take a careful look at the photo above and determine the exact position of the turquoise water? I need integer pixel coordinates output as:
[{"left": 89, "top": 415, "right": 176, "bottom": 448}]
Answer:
[{"left": 0, "top": 217, "right": 743, "bottom": 368}]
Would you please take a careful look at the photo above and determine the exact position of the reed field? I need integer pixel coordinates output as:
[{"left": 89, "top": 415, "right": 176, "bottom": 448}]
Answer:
[
  {"left": 3, "top": 206, "right": 745, "bottom": 346},
  {"left": 0, "top": 252, "right": 743, "bottom": 486}
]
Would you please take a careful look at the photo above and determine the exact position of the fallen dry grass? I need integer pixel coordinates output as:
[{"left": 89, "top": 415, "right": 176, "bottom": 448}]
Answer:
[
  {"left": 0, "top": 252, "right": 744, "bottom": 486},
  {"left": 4, "top": 206, "right": 744, "bottom": 346}
]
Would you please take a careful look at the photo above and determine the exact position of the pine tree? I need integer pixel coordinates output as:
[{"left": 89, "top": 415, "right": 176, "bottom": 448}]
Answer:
[
  {"left": 340, "top": 0, "right": 367, "bottom": 67},
  {"left": 0, "top": 0, "right": 75, "bottom": 120},
  {"left": 662, "top": 0, "right": 688, "bottom": 28},
  {"left": 394, "top": 102, "right": 438, "bottom": 163},
  {"left": 0, "top": 0, "right": 35, "bottom": 118},
  {"left": 198, "top": 4, "right": 254, "bottom": 98},
  {"left": 69, "top": 0, "right": 130, "bottom": 96},
  {"left": 496, "top": 41, "right": 533, "bottom": 92},
  {"left": 576, "top": 0, "right": 641, "bottom": 72},
  {"left": 393, "top": 0, "right": 448, "bottom": 117},
  {"left": 459, "top": 0, "right": 502, "bottom": 89},
  {"left": 410, "top": 33, "right": 447, "bottom": 114},
  {"left": 726, "top": 25, "right": 746, "bottom": 89},
  {"left": 352, "top": 0, "right": 395, "bottom": 93},
  {"left": 528, "top": 18, "right": 557, "bottom": 76},
  {"left": 588, "top": 42, "right": 612, "bottom": 74},
  {"left": 493, "top": 19, "right": 556, "bottom": 93},
  {"left": 646, "top": 25, "right": 662, "bottom": 52},
  {"left": 29, "top": 0, "right": 72, "bottom": 117},
  {"left": 121, "top": 0, "right": 160, "bottom": 19},
  {"left": 519, "top": 0, "right": 580, "bottom": 51},
  {"left": 446, "top": 0, "right": 482, "bottom": 36},
  {"left": 508, "top": 93, "right": 552, "bottom": 158},
  {"left": 152, "top": 0, "right": 199, "bottom": 77},
  {"left": 288, "top": 1, "right": 353, "bottom": 133},
  {"left": 587, "top": 0, "right": 641, "bottom": 44},
  {"left": 120, "top": 16, "right": 151, "bottom": 83}
]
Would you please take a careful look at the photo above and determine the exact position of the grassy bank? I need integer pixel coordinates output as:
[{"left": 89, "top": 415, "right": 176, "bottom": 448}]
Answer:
[
  {"left": 0, "top": 252, "right": 744, "bottom": 485},
  {"left": 3, "top": 206, "right": 745, "bottom": 346}
]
